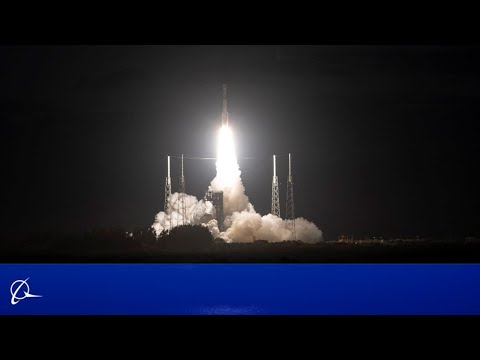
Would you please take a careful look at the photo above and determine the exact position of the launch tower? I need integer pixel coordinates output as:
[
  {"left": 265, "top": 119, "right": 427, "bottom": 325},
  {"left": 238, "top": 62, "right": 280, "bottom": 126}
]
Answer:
[
  {"left": 285, "top": 153, "right": 296, "bottom": 239},
  {"left": 164, "top": 155, "right": 172, "bottom": 229},
  {"left": 179, "top": 154, "right": 187, "bottom": 225},
  {"left": 205, "top": 190, "right": 224, "bottom": 232},
  {"left": 271, "top": 155, "right": 280, "bottom": 217}
]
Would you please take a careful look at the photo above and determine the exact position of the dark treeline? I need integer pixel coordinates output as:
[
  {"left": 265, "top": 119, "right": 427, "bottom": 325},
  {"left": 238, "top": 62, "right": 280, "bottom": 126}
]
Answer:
[
  {"left": 0, "top": 224, "right": 214, "bottom": 260},
  {"left": 1, "top": 225, "right": 480, "bottom": 263}
]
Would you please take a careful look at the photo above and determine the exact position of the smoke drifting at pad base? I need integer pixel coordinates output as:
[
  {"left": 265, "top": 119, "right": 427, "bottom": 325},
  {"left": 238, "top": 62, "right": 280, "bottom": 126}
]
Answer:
[{"left": 152, "top": 124, "right": 322, "bottom": 243}]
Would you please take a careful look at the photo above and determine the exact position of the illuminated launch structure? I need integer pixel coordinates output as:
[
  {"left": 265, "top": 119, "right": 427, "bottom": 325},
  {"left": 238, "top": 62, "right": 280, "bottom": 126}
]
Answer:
[
  {"left": 203, "top": 85, "right": 229, "bottom": 232},
  {"left": 164, "top": 155, "right": 172, "bottom": 227},
  {"left": 164, "top": 155, "right": 172, "bottom": 211},
  {"left": 205, "top": 190, "right": 224, "bottom": 232},
  {"left": 271, "top": 155, "right": 280, "bottom": 217},
  {"left": 179, "top": 154, "right": 187, "bottom": 225},
  {"left": 285, "top": 153, "right": 296, "bottom": 239},
  {"left": 159, "top": 85, "right": 301, "bottom": 237}
]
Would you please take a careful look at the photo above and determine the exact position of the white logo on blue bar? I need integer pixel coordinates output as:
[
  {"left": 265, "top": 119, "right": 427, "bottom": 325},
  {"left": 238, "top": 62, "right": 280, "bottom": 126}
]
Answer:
[{"left": 10, "top": 278, "right": 43, "bottom": 305}]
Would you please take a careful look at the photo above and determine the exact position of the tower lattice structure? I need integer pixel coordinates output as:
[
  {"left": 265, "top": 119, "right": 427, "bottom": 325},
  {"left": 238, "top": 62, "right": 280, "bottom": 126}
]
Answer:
[
  {"left": 271, "top": 155, "right": 280, "bottom": 217},
  {"left": 164, "top": 155, "right": 172, "bottom": 230},
  {"left": 179, "top": 154, "right": 187, "bottom": 225},
  {"left": 285, "top": 153, "right": 296, "bottom": 240}
]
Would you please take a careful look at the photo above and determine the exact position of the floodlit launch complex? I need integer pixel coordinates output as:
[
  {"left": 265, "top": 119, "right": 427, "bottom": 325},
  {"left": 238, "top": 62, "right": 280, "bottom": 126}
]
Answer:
[{"left": 162, "top": 85, "right": 296, "bottom": 237}]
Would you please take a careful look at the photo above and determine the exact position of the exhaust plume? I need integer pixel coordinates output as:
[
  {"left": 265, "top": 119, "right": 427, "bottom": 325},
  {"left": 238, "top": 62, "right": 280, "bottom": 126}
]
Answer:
[
  {"left": 152, "top": 123, "right": 322, "bottom": 243},
  {"left": 152, "top": 95, "right": 322, "bottom": 243}
]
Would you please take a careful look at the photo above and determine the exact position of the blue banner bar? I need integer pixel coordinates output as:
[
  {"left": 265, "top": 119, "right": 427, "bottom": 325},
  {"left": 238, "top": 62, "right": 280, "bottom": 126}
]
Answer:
[{"left": 1, "top": 264, "right": 480, "bottom": 315}]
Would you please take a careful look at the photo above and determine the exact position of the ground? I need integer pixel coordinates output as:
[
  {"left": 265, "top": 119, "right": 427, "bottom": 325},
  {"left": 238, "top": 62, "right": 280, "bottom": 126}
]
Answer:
[{"left": 1, "top": 229, "right": 480, "bottom": 263}]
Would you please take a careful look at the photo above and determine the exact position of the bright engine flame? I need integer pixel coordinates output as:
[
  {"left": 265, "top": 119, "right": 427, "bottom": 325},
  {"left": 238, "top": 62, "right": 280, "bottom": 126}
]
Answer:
[{"left": 215, "top": 125, "right": 239, "bottom": 188}]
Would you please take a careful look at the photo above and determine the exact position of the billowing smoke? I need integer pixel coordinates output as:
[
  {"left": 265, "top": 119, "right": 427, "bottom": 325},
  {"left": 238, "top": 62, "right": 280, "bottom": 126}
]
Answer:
[
  {"left": 222, "top": 212, "right": 322, "bottom": 243},
  {"left": 151, "top": 192, "right": 221, "bottom": 239},
  {"left": 152, "top": 125, "right": 323, "bottom": 243}
]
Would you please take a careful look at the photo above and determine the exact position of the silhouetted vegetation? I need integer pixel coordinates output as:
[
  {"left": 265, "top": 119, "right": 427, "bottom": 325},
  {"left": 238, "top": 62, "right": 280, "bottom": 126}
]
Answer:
[
  {"left": 156, "top": 225, "right": 214, "bottom": 251},
  {"left": 1, "top": 226, "right": 480, "bottom": 263}
]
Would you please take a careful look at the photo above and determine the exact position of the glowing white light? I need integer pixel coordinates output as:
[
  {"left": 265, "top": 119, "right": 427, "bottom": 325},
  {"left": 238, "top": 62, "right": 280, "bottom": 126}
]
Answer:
[{"left": 215, "top": 124, "right": 239, "bottom": 188}]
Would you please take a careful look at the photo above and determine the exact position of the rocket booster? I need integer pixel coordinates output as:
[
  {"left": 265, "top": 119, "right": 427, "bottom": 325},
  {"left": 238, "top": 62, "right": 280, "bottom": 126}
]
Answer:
[{"left": 222, "top": 84, "right": 229, "bottom": 126}]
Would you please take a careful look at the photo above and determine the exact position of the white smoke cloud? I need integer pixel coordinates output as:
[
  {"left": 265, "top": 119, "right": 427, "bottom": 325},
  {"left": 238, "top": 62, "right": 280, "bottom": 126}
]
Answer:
[
  {"left": 152, "top": 192, "right": 220, "bottom": 237},
  {"left": 152, "top": 170, "right": 323, "bottom": 243},
  {"left": 152, "top": 124, "right": 322, "bottom": 243}
]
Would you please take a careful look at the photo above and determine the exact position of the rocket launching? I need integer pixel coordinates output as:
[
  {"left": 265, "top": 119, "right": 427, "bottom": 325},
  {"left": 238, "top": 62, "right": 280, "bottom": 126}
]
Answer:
[
  {"left": 214, "top": 84, "right": 239, "bottom": 189},
  {"left": 222, "top": 84, "right": 229, "bottom": 126},
  {"left": 152, "top": 85, "right": 323, "bottom": 243}
]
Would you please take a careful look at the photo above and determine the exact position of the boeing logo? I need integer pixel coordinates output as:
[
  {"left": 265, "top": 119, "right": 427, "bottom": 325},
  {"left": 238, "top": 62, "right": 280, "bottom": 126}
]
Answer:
[{"left": 10, "top": 278, "right": 42, "bottom": 305}]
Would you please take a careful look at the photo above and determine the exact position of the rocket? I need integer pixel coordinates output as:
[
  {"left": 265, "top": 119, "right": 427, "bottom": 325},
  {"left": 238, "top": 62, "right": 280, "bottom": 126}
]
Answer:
[{"left": 222, "top": 84, "right": 229, "bottom": 126}]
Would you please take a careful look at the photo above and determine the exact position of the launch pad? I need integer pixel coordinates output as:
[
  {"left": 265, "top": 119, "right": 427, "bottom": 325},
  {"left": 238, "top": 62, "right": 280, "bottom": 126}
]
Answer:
[
  {"left": 160, "top": 84, "right": 296, "bottom": 237},
  {"left": 204, "top": 190, "right": 224, "bottom": 232}
]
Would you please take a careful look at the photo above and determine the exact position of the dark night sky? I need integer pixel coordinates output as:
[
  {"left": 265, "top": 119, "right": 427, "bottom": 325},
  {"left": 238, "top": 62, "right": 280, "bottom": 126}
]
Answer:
[{"left": 1, "top": 45, "right": 479, "bottom": 239}]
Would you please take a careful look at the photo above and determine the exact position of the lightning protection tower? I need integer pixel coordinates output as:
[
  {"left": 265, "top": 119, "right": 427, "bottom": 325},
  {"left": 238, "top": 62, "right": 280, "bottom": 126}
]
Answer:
[
  {"left": 164, "top": 155, "right": 172, "bottom": 229},
  {"left": 271, "top": 155, "right": 280, "bottom": 217},
  {"left": 179, "top": 154, "right": 187, "bottom": 225},
  {"left": 285, "top": 153, "right": 296, "bottom": 240}
]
